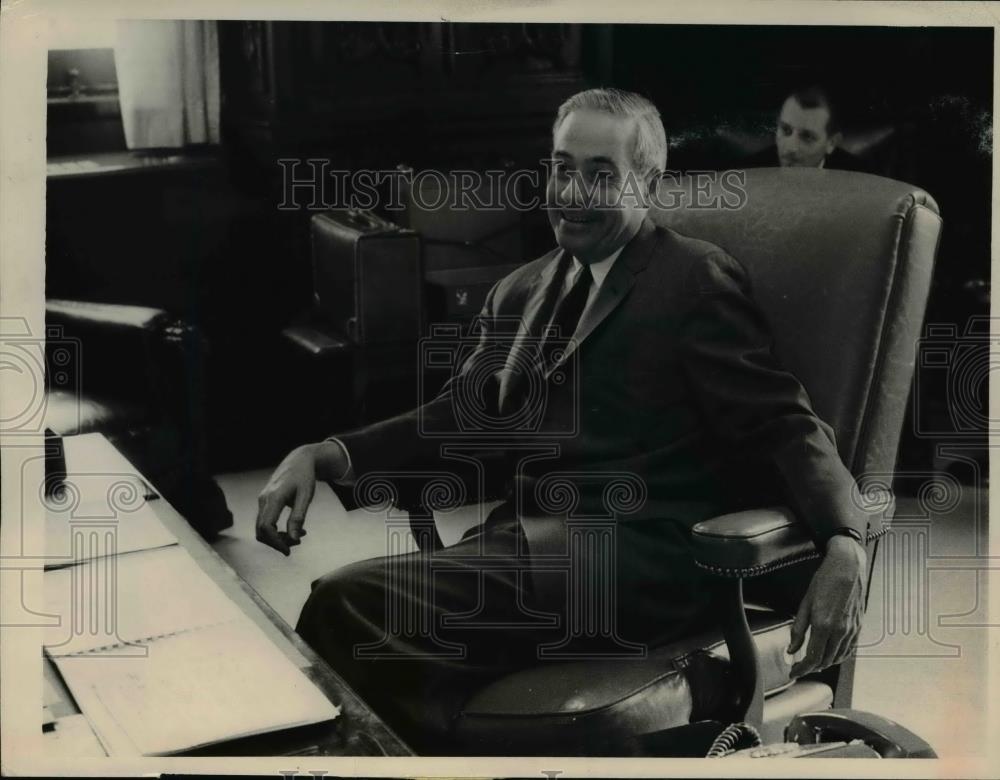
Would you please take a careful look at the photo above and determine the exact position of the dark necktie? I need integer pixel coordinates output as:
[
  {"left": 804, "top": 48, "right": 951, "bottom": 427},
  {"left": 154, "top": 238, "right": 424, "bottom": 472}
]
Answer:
[
  {"left": 544, "top": 263, "right": 593, "bottom": 363},
  {"left": 498, "top": 260, "right": 594, "bottom": 418}
]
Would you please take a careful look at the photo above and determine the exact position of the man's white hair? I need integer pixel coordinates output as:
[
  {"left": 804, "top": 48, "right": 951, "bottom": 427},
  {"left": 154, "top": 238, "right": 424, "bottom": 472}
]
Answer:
[{"left": 553, "top": 87, "right": 668, "bottom": 177}]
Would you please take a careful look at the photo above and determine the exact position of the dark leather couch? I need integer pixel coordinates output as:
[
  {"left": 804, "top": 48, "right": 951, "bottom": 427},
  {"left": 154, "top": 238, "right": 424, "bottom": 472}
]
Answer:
[{"left": 45, "top": 299, "right": 232, "bottom": 538}]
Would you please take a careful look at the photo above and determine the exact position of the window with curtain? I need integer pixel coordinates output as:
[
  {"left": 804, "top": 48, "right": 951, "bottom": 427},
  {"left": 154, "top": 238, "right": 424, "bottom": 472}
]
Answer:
[
  {"left": 46, "top": 19, "right": 221, "bottom": 157},
  {"left": 114, "top": 20, "right": 221, "bottom": 149}
]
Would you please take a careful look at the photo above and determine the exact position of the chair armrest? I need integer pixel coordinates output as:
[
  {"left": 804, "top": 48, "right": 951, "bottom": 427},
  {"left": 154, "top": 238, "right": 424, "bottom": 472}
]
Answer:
[
  {"left": 47, "top": 299, "right": 172, "bottom": 336},
  {"left": 47, "top": 299, "right": 172, "bottom": 400},
  {"left": 692, "top": 502, "right": 890, "bottom": 578},
  {"left": 46, "top": 298, "right": 205, "bottom": 413},
  {"left": 692, "top": 507, "right": 818, "bottom": 577},
  {"left": 281, "top": 324, "right": 352, "bottom": 359}
]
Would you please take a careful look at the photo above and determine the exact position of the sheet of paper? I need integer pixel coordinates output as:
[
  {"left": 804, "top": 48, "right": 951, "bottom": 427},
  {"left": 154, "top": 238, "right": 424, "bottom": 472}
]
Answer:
[
  {"left": 54, "top": 620, "right": 340, "bottom": 755},
  {"left": 44, "top": 497, "right": 176, "bottom": 569},
  {"left": 43, "top": 546, "right": 244, "bottom": 656}
]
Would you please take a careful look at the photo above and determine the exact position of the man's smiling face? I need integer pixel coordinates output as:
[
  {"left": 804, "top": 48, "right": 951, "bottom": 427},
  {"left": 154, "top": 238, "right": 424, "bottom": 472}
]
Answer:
[{"left": 546, "top": 109, "right": 650, "bottom": 264}]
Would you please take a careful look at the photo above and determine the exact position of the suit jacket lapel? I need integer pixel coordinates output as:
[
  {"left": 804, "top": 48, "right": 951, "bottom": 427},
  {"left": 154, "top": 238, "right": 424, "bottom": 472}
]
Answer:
[
  {"left": 498, "top": 251, "right": 564, "bottom": 412},
  {"left": 546, "top": 219, "right": 659, "bottom": 372}
]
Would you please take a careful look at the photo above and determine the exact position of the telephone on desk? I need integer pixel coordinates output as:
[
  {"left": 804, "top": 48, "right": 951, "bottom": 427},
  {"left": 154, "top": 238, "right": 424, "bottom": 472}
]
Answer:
[{"left": 708, "top": 709, "right": 937, "bottom": 759}]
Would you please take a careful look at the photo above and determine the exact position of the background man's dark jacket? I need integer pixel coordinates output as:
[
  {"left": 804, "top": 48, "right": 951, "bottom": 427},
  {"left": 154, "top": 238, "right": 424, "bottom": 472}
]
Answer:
[
  {"left": 741, "top": 143, "right": 870, "bottom": 172},
  {"left": 332, "top": 219, "right": 868, "bottom": 550}
]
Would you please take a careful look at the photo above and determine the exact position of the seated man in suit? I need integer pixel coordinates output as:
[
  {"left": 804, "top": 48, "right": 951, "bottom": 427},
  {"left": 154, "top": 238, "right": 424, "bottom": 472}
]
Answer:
[
  {"left": 256, "top": 88, "right": 870, "bottom": 746},
  {"left": 744, "top": 85, "right": 868, "bottom": 171}
]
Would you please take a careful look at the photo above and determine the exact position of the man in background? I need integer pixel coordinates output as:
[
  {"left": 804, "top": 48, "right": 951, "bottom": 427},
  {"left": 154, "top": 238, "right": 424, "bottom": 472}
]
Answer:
[{"left": 746, "top": 85, "right": 868, "bottom": 171}]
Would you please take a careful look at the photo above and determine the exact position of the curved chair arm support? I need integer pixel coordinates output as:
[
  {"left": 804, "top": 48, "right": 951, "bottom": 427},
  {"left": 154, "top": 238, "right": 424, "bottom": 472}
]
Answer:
[{"left": 694, "top": 497, "right": 892, "bottom": 726}]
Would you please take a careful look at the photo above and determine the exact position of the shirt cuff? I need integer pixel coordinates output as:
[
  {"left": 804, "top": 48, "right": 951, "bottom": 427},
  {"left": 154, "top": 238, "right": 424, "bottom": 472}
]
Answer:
[
  {"left": 325, "top": 437, "right": 355, "bottom": 484},
  {"left": 825, "top": 525, "right": 866, "bottom": 551}
]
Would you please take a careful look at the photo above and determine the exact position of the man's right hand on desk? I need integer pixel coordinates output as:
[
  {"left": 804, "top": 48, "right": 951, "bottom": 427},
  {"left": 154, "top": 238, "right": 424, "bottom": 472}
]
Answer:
[{"left": 255, "top": 441, "right": 349, "bottom": 555}]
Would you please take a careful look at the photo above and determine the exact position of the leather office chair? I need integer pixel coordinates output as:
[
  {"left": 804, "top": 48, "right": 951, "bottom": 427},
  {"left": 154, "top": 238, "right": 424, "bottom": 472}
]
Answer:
[{"left": 385, "top": 168, "right": 941, "bottom": 754}]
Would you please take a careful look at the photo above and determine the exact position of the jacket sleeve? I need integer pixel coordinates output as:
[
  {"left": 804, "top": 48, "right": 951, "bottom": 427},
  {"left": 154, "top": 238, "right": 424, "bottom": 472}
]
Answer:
[
  {"left": 676, "top": 250, "right": 869, "bottom": 546},
  {"left": 331, "top": 279, "right": 506, "bottom": 488}
]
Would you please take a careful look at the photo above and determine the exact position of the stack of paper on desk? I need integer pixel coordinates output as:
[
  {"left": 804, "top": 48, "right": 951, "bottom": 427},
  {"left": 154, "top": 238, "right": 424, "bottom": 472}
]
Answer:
[{"left": 43, "top": 546, "right": 340, "bottom": 755}]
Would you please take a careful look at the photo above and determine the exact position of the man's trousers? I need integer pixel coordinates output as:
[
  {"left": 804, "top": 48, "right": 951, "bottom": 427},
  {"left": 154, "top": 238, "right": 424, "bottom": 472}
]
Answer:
[{"left": 295, "top": 506, "right": 715, "bottom": 749}]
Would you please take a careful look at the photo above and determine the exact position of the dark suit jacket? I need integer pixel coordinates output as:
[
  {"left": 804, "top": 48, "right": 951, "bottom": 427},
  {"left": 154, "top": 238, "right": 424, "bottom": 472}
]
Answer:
[
  {"left": 741, "top": 144, "right": 870, "bottom": 173},
  {"left": 338, "top": 220, "right": 866, "bottom": 542},
  {"left": 333, "top": 219, "right": 868, "bottom": 550}
]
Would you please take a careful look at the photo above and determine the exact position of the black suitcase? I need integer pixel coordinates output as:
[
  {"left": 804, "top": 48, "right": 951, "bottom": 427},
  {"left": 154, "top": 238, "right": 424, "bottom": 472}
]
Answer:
[
  {"left": 309, "top": 208, "right": 424, "bottom": 420},
  {"left": 310, "top": 208, "right": 423, "bottom": 345}
]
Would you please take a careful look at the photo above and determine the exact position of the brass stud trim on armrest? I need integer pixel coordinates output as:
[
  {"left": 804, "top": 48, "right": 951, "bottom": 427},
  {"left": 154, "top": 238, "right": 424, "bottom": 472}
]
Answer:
[{"left": 695, "top": 526, "right": 891, "bottom": 578}]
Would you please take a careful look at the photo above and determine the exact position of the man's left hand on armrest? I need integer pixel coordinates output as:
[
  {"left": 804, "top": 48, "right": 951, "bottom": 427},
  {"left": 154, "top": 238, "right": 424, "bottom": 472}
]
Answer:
[{"left": 788, "top": 533, "right": 867, "bottom": 678}]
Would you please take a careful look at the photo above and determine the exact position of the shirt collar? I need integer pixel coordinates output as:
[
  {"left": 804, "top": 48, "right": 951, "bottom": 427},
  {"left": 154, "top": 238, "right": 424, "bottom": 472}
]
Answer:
[{"left": 572, "top": 245, "right": 624, "bottom": 289}]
